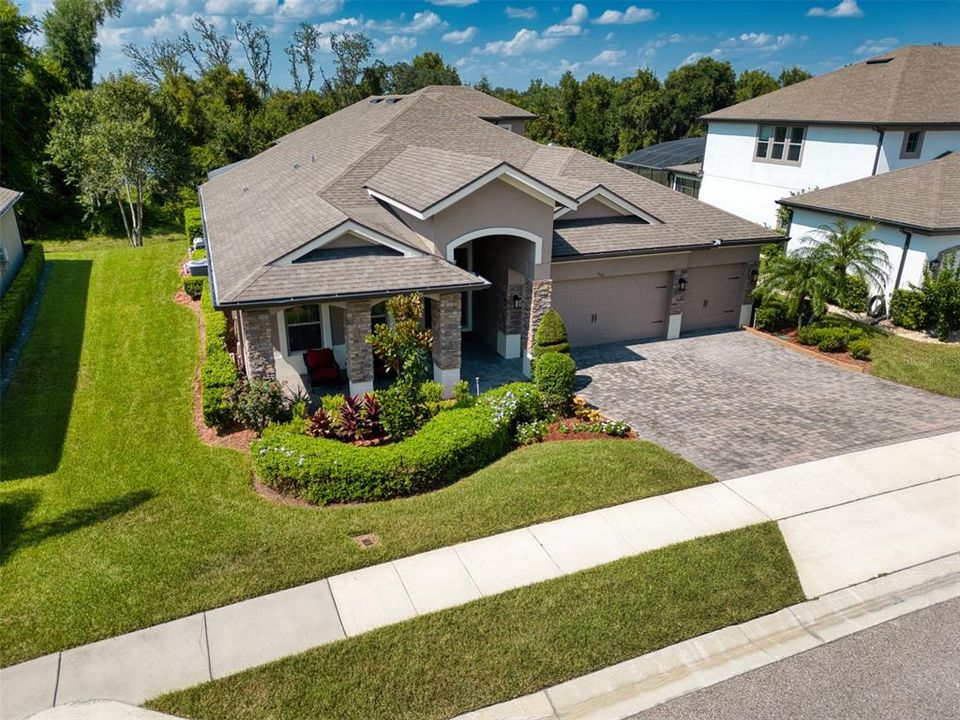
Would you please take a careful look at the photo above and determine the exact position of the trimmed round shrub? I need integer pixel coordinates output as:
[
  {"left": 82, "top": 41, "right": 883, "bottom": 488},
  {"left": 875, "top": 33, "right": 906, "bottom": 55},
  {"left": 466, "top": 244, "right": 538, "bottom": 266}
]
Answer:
[
  {"left": 754, "top": 294, "right": 789, "bottom": 331},
  {"left": 848, "top": 338, "right": 872, "bottom": 360},
  {"left": 533, "top": 351, "right": 576, "bottom": 413},
  {"left": 815, "top": 327, "right": 849, "bottom": 353},
  {"left": 889, "top": 288, "right": 928, "bottom": 331},
  {"left": 182, "top": 276, "right": 204, "bottom": 299},
  {"left": 533, "top": 309, "right": 571, "bottom": 358}
]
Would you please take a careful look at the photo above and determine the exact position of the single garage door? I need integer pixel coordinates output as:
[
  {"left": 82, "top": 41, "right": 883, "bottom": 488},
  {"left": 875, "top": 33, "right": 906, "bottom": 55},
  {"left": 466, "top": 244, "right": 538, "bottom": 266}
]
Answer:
[
  {"left": 682, "top": 263, "right": 743, "bottom": 333},
  {"left": 552, "top": 272, "right": 670, "bottom": 346}
]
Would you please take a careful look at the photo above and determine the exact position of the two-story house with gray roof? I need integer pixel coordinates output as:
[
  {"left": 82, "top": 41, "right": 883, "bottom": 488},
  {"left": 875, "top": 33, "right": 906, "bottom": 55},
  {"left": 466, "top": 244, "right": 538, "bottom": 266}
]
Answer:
[{"left": 201, "top": 85, "right": 780, "bottom": 396}]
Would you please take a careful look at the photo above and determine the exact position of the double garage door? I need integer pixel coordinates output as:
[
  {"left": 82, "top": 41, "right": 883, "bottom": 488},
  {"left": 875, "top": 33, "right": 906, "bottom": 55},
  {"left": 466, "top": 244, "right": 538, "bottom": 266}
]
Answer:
[{"left": 552, "top": 263, "right": 743, "bottom": 347}]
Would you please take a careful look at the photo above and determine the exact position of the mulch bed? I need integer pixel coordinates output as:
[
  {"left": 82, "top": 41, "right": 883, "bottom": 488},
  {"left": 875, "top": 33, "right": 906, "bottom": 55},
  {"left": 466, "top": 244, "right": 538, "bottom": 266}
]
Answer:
[
  {"left": 542, "top": 418, "right": 636, "bottom": 443},
  {"left": 744, "top": 326, "right": 869, "bottom": 372},
  {"left": 174, "top": 288, "right": 256, "bottom": 452}
]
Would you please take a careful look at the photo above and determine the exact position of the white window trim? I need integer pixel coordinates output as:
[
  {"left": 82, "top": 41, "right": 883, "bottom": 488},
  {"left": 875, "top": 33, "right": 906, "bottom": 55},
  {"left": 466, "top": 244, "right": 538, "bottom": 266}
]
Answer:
[
  {"left": 366, "top": 164, "right": 578, "bottom": 221},
  {"left": 273, "top": 221, "right": 421, "bottom": 266},
  {"left": 554, "top": 185, "right": 661, "bottom": 224},
  {"left": 753, "top": 124, "right": 806, "bottom": 166},
  {"left": 280, "top": 304, "right": 325, "bottom": 356},
  {"left": 899, "top": 129, "right": 925, "bottom": 159}
]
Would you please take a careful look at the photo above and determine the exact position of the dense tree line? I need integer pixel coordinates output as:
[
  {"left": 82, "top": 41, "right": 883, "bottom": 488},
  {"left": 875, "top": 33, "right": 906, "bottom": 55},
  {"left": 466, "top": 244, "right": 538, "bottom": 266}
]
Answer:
[{"left": 0, "top": 0, "right": 811, "bottom": 241}]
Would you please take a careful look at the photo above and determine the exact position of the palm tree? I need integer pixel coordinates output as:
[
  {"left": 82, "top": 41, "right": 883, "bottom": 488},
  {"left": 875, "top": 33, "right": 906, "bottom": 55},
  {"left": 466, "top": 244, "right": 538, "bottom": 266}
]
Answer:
[
  {"left": 762, "top": 248, "right": 832, "bottom": 325},
  {"left": 801, "top": 220, "right": 891, "bottom": 307}
]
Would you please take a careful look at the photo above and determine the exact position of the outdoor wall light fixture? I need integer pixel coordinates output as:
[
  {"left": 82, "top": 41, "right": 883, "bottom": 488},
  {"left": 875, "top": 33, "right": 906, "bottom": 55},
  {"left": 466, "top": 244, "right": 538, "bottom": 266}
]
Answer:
[
  {"left": 513, "top": 294, "right": 522, "bottom": 309},
  {"left": 677, "top": 277, "right": 688, "bottom": 292},
  {"left": 750, "top": 268, "right": 759, "bottom": 283},
  {"left": 929, "top": 258, "right": 941, "bottom": 275}
]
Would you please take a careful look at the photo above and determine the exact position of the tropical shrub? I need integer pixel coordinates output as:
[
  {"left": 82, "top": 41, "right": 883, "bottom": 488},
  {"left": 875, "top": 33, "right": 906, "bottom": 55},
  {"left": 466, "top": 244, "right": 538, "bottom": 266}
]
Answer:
[
  {"left": 309, "top": 393, "right": 384, "bottom": 442},
  {"left": 231, "top": 378, "right": 290, "bottom": 434},
  {"left": 834, "top": 273, "right": 869, "bottom": 313},
  {"left": 419, "top": 380, "right": 444, "bottom": 405},
  {"left": 533, "top": 351, "right": 576, "bottom": 413},
  {"left": 802, "top": 220, "right": 890, "bottom": 309},
  {"left": 367, "top": 293, "right": 432, "bottom": 379},
  {"left": 848, "top": 339, "right": 872, "bottom": 360},
  {"left": 921, "top": 252, "right": 960, "bottom": 340},
  {"left": 795, "top": 323, "right": 865, "bottom": 352},
  {"left": 377, "top": 378, "right": 427, "bottom": 438},
  {"left": 184, "top": 206, "right": 203, "bottom": 242},
  {"left": 760, "top": 248, "right": 831, "bottom": 324},
  {"left": 752, "top": 287, "right": 790, "bottom": 332},
  {"left": 815, "top": 328, "right": 849, "bottom": 353},
  {"left": 533, "top": 308, "right": 571, "bottom": 358},
  {"left": 889, "top": 288, "right": 928, "bottom": 330},
  {"left": 182, "top": 276, "right": 204, "bottom": 299},
  {"left": 0, "top": 242, "right": 44, "bottom": 353}
]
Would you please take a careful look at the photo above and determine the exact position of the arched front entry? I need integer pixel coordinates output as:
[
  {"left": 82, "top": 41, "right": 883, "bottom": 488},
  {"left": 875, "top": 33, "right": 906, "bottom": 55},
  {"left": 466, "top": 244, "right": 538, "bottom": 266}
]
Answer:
[{"left": 446, "top": 228, "right": 543, "bottom": 361}]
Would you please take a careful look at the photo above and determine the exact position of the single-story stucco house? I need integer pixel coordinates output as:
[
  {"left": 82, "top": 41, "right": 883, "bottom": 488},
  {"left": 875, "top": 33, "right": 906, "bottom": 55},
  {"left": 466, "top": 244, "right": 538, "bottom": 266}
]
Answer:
[
  {"left": 0, "top": 186, "right": 25, "bottom": 297},
  {"left": 780, "top": 151, "right": 960, "bottom": 298},
  {"left": 200, "top": 85, "right": 781, "bottom": 396}
]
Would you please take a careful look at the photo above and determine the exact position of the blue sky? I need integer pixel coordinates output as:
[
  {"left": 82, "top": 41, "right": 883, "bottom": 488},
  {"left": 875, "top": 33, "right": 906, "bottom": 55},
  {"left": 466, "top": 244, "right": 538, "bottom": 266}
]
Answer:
[{"left": 21, "top": 0, "right": 960, "bottom": 88}]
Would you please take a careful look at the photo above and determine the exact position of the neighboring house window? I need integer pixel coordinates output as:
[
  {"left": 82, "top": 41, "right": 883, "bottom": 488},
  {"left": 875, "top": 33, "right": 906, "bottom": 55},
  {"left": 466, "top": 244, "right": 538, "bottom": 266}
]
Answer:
[
  {"left": 899, "top": 130, "right": 924, "bottom": 159},
  {"left": 285, "top": 304, "right": 323, "bottom": 352},
  {"left": 371, "top": 301, "right": 388, "bottom": 331},
  {"left": 672, "top": 175, "right": 701, "bottom": 198},
  {"left": 754, "top": 125, "right": 805, "bottom": 165}
]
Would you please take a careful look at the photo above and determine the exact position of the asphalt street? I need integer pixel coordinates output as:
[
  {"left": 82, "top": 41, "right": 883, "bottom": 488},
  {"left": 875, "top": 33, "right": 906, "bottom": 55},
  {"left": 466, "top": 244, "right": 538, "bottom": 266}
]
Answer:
[{"left": 634, "top": 596, "right": 960, "bottom": 720}]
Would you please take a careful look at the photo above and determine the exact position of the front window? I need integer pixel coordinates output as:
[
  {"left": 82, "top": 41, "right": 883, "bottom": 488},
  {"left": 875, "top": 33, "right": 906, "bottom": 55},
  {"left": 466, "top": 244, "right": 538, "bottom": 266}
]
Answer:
[
  {"left": 755, "top": 125, "right": 805, "bottom": 165},
  {"left": 900, "top": 130, "right": 924, "bottom": 159},
  {"left": 285, "top": 304, "right": 323, "bottom": 352},
  {"left": 371, "top": 301, "right": 388, "bottom": 331}
]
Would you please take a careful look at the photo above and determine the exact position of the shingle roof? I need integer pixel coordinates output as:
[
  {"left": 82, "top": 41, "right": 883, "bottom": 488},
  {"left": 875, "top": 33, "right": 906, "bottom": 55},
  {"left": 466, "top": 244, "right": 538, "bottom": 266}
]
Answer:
[
  {"left": 413, "top": 85, "right": 536, "bottom": 120},
  {"left": 616, "top": 137, "right": 706, "bottom": 170},
  {"left": 202, "top": 85, "right": 778, "bottom": 306},
  {"left": 779, "top": 152, "right": 960, "bottom": 234},
  {"left": 703, "top": 45, "right": 960, "bottom": 126},
  {"left": 0, "top": 186, "right": 22, "bottom": 216}
]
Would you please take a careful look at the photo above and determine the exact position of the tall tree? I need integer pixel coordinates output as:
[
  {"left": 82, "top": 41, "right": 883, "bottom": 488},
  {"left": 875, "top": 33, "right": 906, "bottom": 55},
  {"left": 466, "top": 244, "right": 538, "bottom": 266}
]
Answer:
[
  {"left": 42, "top": 0, "right": 123, "bottom": 89},
  {"left": 615, "top": 68, "right": 662, "bottom": 155},
  {"left": 235, "top": 20, "right": 271, "bottom": 97},
  {"left": 47, "top": 74, "right": 187, "bottom": 246},
  {"left": 386, "top": 52, "right": 460, "bottom": 94},
  {"left": 286, "top": 22, "right": 321, "bottom": 93},
  {"left": 185, "top": 16, "right": 231, "bottom": 72},
  {"left": 735, "top": 69, "right": 779, "bottom": 103},
  {"left": 123, "top": 37, "right": 187, "bottom": 85},
  {"left": 572, "top": 73, "right": 617, "bottom": 158},
  {"left": 558, "top": 70, "right": 579, "bottom": 130},
  {"left": 322, "top": 33, "right": 373, "bottom": 109},
  {"left": 660, "top": 57, "right": 736, "bottom": 138},
  {"left": 778, "top": 66, "right": 812, "bottom": 87}
]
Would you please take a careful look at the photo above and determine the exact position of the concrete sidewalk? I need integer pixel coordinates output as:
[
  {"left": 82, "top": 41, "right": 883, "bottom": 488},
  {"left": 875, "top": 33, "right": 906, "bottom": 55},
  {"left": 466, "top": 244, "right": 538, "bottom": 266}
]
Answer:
[{"left": 2, "top": 431, "right": 958, "bottom": 720}]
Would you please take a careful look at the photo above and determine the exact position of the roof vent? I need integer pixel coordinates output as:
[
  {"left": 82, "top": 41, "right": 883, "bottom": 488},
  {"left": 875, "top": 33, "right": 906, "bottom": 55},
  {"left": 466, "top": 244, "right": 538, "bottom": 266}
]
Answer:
[
  {"left": 385, "top": 97, "right": 402, "bottom": 104},
  {"left": 369, "top": 97, "right": 384, "bottom": 104},
  {"left": 865, "top": 57, "right": 894, "bottom": 65}
]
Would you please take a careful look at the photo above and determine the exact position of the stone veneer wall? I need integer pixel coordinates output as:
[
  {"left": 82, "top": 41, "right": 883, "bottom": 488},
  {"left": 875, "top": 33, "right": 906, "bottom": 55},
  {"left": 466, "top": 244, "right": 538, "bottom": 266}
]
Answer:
[
  {"left": 433, "top": 293, "right": 461, "bottom": 370},
  {"left": 239, "top": 309, "right": 276, "bottom": 380},
  {"left": 345, "top": 300, "right": 373, "bottom": 384},
  {"left": 525, "top": 279, "right": 552, "bottom": 352},
  {"left": 670, "top": 268, "right": 688, "bottom": 316}
]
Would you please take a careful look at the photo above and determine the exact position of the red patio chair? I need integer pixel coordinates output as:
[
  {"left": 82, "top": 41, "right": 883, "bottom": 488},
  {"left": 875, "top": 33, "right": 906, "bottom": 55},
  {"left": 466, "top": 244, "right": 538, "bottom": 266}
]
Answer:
[{"left": 303, "top": 348, "right": 340, "bottom": 387}]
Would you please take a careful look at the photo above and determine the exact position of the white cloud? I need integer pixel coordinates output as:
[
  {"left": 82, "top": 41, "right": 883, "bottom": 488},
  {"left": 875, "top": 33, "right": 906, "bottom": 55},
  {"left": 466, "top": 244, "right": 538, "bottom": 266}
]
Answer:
[
  {"left": 593, "top": 6, "right": 657, "bottom": 25},
  {"left": 442, "top": 26, "right": 477, "bottom": 44},
  {"left": 366, "top": 11, "right": 448, "bottom": 34},
  {"left": 807, "top": 0, "right": 864, "bottom": 17},
  {"left": 604, "top": 31, "right": 614, "bottom": 41},
  {"left": 504, "top": 6, "right": 537, "bottom": 20},
  {"left": 315, "top": 17, "right": 361, "bottom": 34},
  {"left": 473, "top": 28, "right": 561, "bottom": 56},
  {"left": 681, "top": 51, "right": 711, "bottom": 65},
  {"left": 718, "top": 32, "right": 799, "bottom": 53},
  {"left": 855, "top": 37, "right": 898, "bottom": 54},
  {"left": 275, "top": 0, "right": 342, "bottom": 18},
  {"left": 374, "top": 34, "right": 417, "bottom": 55},
  {"left": 427, "top": 0, "right": 477, "bottom": 6},
  {"left": 544, "top": 23, "right": 583, "bottom": 37},
  {"left": 562, "top": 2, "right": 589, "bottom": 25},
  {"left": 590, "top": 49, "right": 626, "bottom": 65}
]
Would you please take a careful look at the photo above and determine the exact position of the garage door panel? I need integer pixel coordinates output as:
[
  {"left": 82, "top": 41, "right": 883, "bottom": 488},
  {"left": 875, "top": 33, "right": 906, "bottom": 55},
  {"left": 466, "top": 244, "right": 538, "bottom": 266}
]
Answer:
[
  {"left": 682, "top": 264, "right": 744, "bottom": 333},
  {"left": 553, "top": 272, "right": 670, "bottom": 346}
]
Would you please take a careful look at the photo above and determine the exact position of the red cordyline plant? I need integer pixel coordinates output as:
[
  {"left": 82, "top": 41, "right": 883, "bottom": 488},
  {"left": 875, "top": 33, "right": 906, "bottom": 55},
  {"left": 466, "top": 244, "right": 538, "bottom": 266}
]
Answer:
[
  {"left": 308, "top": 393, "right": 386, "bottom": 443},
  {"left": 337, "top": 395, "right": 362, "bottom": 440},
  {"left": 307, "top": 407, "right": 334, "bottom": 438}
]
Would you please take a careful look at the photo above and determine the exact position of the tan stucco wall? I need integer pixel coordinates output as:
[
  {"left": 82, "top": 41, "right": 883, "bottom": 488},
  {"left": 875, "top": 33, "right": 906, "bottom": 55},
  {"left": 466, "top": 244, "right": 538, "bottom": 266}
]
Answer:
[
  {"left": 559, "top": 197, "right": 626, "bottom": 221},
  {"left": 0, "top": 210, "right": 25, "bottom": 296},
  {"left": 552, "top": 245, "right": 761, "bottom": 281}
]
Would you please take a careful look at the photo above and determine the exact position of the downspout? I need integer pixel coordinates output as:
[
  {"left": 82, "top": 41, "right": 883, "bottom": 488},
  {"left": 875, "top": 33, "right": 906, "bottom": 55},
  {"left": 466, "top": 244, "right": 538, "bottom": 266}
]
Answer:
[
  {"left": 871, "top": 126, "right": 885, "bottom": 176},
  {"left": 894, "top": 228, "right": 912, "bottom": 291}
]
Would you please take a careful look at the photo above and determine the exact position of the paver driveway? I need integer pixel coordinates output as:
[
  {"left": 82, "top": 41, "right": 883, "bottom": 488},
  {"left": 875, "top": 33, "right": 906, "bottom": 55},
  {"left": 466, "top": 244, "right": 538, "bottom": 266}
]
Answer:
[{"left": 573, "top": 331, "right": 960, "bottom": 478}]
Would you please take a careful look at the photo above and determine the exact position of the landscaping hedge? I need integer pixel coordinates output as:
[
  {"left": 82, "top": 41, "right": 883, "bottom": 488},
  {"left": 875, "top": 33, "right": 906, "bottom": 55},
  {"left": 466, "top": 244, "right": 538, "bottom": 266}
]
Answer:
[
  {"left": 0, "top": 242, "right": 45, "bottom": 353},
  {"left": 182, "top": 276, "right": 204, "bottom": 299},
  {"left": 200, "top": 279, "right": 237, "bottom": 428},
  {"left": 184, "top": 207, "right": 203, "bottom": 242},
  {"left": 889, "top": 288, "right": 927, "bottom": 331},
  {"left": 752, "top": 287, "right": 790, "bottom": 331},
  {"left": 254, "top": 382, "right": 544, "bottom": 504},
  {"left": 796, "top": 322, "right": 866, "bottom": 354}
]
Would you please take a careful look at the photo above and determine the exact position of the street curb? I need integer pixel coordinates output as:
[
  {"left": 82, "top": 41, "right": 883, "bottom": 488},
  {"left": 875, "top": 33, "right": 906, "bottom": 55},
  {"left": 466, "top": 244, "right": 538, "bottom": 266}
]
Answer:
[{"left": 453, "top": 553, "right": 960, "bottom": 720}]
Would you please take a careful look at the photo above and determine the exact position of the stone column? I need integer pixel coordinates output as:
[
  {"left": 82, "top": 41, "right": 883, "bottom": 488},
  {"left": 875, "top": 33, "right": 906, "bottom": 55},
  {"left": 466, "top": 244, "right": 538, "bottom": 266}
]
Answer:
[
  {"left": 667, "top": 269, "right": 687, "bottom": 339},
  {"left": 740, "top": 261, "right": 760, "bottom": 327},
  {"left": 496, "top": 270, "right": 525, "bottom": 359},
  {"left": 524, "top": 278, "right": 552, "bottom": 376},
  {"left": 432, "top": 293, "right": 461, "bottom": 397},
  {"left": 239, "top": 309, "right": 276, "bottom": 379},
  {"left": 345, "top": 300, "right": 373, "bottom": 395}
]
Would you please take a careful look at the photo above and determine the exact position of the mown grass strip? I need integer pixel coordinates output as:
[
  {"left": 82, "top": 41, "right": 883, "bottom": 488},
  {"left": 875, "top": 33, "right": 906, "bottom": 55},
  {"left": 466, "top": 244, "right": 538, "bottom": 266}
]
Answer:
[{"left": 150, "top": 523, "right": 804, "bottom": 720}]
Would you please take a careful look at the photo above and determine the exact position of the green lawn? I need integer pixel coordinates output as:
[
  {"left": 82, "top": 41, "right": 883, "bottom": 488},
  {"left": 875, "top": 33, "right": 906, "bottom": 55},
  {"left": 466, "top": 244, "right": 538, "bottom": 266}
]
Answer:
[
  {"left": 0, "top": 239, "right": 713, "bottom": 667},
  {"left": 826, "top": 316, "right": 960, "bottom": 397},
  {"left": 150, "top": 523, "right": 803, "bottom": 720}
]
